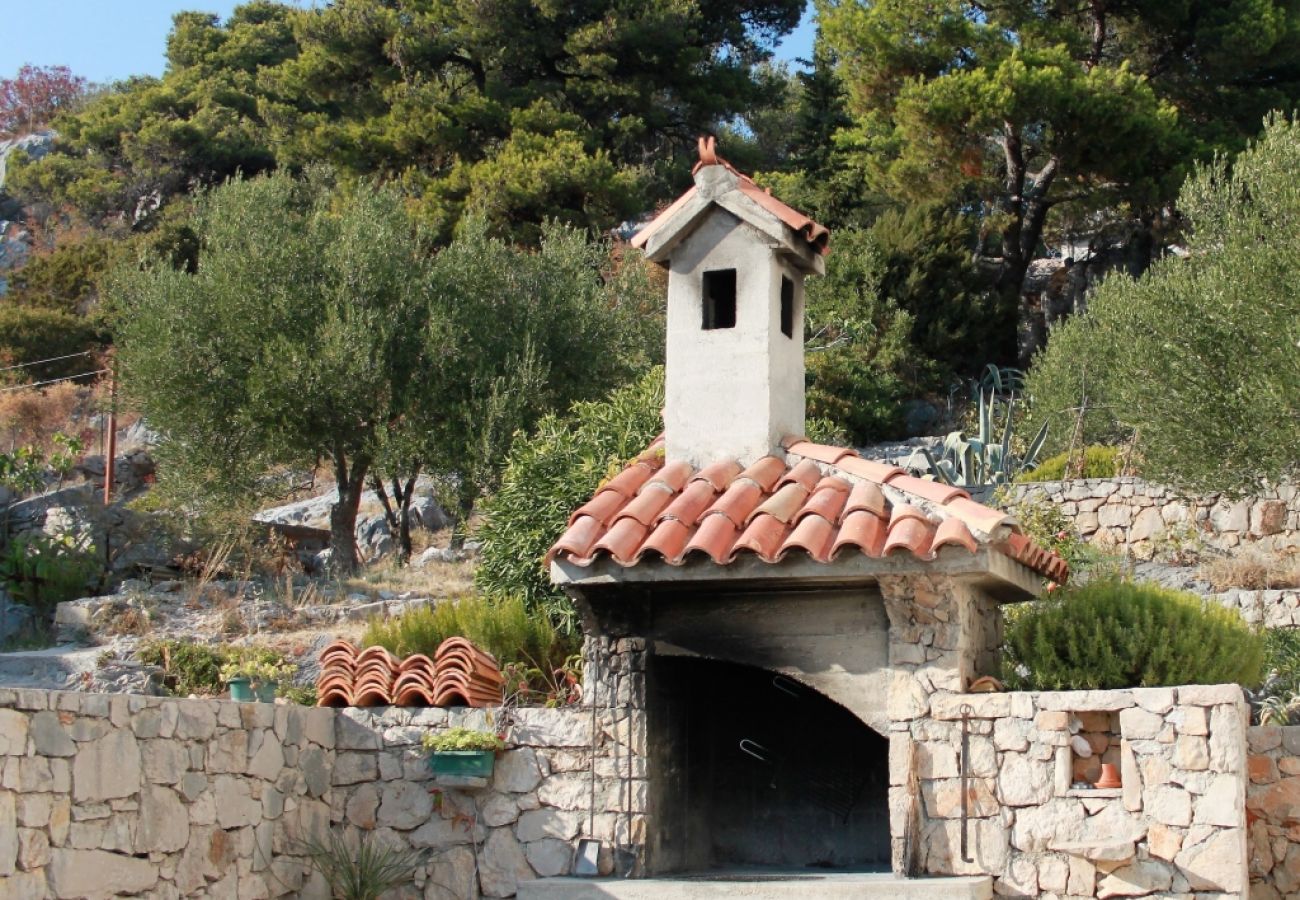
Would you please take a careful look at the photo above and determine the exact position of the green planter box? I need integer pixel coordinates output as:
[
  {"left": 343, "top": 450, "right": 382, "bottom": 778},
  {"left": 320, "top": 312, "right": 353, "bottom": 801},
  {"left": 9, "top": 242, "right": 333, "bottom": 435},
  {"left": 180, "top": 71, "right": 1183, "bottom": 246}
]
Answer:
[
  {"left": 227, "top": 678, "right": 253, "bottom": 703},
  {"left": 428, "top": 750, "right": 496, "bottom": 778},
  {"left": 255, "top": 681, "right": 278, "bottom": 704}
]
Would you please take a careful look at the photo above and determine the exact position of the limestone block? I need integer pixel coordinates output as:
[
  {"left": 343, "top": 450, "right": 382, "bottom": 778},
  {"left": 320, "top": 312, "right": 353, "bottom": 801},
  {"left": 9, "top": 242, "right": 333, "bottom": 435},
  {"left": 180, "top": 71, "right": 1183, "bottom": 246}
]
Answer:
[
  {"left": 922, "top": 776, "right": 999, "bottom": 818},
  {"left": 1193, "top": 774, "right": 1243, "bottom": 827},
  {"left": 0, "top": 709, "right": 29, "bottom": 755},
  {"left": 29, "top": 710, "right": 75, "bottom": 756},
  {"left": 345, "top": 782, "right": 379, "bottom": 829},
  {"left": 1037, "top": 691, "right": 1135, "bottom": 712},
  {"left": 410, "top": 812, "right": 482, "bottom": 848},
  {"left": 207, "top": 729, "right": 249, "bottom": 773},
  {"left": 142, "top": 739, "right": 189, "bottom": 785},
  {"left": 1067, "top": 854, "right": 1095, "bottom": 895},
  {"left": 886, "top": 672, "right": 931, "bottom": 721},
  {"left": 525, "top": 838, "right": 572, "bottom": 877},
  {"left": 1174, "top": 735, "right": 1210, "bottom": 771},
  {"left": 332, "top": 751, "right": 378, "bottom": 786},
  {"left": 16, "top": 828, "right": 49, "bottom": 871},
  {"left": 478, "top": 827, "right": 535, "bottom": 898},
  {"left": 1147, "top": 822, "right": 1183, "bottom": 861},
  {"left": 47, "top": 848, "right": 158, "bottom": 898},
  {"left": 995, "top": 855, "right": 1038, "bottom": 896},
  {"left": 516, "top": 808, "right": 584, "bottom": 842},
  {"left": 137, "top": 784, "right": 189, "bottom": 853},
  {"left": 1208, "top": 704, "right": 1246, "bottom": 773},
  {"left": 298, "top": 745, "right": 331, "bottom": 798},
  {"left": 1174, "top": 828, "right": 1246, "bottom": 891},
  {"left": 424, "top": 845, "right": 478, "bottom": 899},
  {"left": 1149, "top": 786, "right": 1192, "bottom": 826},
  {"left": 214, "top": 774, "right": 262, "bottom": 829},
  {"left": 993, "top": 717, "right": 1030, "bottom": 752},
  {"left": 72, "top": 728, "right": 141, "bottom": 802},
  {"left": 247, "top": 733, "right": 285, "bottom": 780},
  {"left": 48, "top": 798, "right": 69, "bottom": 846},
  {"left": 481, "top": 792, "right": 520, "bottom": 827},
  {"left": 1177, "top": 705, "right": 1209, "bottom": 736},
  {"left": 998, "top": 754, "right": 1052, "bottom": 807},
  {"left": 173, "top": 700, "right": 217, "bottom": 740},
  {"left": 1095, "top": 858, "right": 1173, "bottom": 897},
  {"left": 509, "top": 708, "right": 592, "bottom": 747},
  {"left": 919, "top": 816, "right": 1008, "bottom": 875},
  {"left": 1129, "top": 507, "right": 1163, "bottom": 542},
  {"left": 1253, "top": 499, "right": 1287, "bottom": 535},
  {"left": 1119, "top": 707, "right": 1163, "bottom": 740},
  {"left": 1121, "top": 742, "right": 1142, "bottom": 812},
  {"left": 494, "top": 747, "right": 543, "bottom": 794},
  {"left": 918, "top": 743, "right": 958, "bottom": 779},
  {"left": 377, "top": 779, "right": 434, "bottom": 830},
  {"left": 16, "top": 793, "right": 50, "bottom": 829},
  {"left": 1038, "top": 855, "right": 1069, "bottom": 893},
  {"left": 0, "top": 790, "right": 16, "bottom": 876}
]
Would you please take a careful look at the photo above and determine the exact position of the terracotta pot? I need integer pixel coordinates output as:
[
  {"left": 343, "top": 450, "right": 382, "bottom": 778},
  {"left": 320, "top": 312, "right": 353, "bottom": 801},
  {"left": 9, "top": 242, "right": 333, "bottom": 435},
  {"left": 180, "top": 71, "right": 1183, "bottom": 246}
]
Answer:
[{"left": 1095, "top": 763, "right": 1122, "bottom": 789}]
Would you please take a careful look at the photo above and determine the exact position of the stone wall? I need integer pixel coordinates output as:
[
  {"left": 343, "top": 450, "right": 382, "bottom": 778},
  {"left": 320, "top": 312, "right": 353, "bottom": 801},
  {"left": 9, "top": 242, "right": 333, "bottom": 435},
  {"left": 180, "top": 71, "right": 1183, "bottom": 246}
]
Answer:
[
  {"left": 995, "top": 477, "right": 1300, "bottom": 560},
  {"left": 1245, "top": 724, "right": 1300, "bottom": 898},
  {"left": 0, "top": 682, "right": 644, "bottom": 899},
  {"left": 896, "top": 684, "right": 1250, "bottom": 898},
  {"left": 0, "top": 686, "right": 338, "bottom": 899}
]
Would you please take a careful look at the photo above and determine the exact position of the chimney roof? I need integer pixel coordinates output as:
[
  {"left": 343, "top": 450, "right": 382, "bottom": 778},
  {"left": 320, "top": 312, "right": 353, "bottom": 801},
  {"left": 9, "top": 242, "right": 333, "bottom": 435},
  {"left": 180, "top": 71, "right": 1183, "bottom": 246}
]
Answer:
[{"left": 631, "top": 136, "right": 830, "bottom": 265}]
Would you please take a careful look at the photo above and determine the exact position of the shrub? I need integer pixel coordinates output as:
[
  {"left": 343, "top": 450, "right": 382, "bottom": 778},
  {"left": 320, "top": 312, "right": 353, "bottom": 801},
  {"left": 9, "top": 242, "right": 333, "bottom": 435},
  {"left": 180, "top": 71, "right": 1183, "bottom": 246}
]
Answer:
[
  {"left": 137, "top": 640, "right": 289, "bottom": 697},
  {"left": 476, "top": 368, "right": 665, "bottom": 628},
  {"left": 993, "top": 490, "right": 1104, "bottom": 580},
  {"left": 0, "top": 306, "right": 105, "bottom": 386},
  {"left": 1255, "top": 628, "right": 1300, "bottom": 724},
  {"left": 297, "top": 830, "right": 424, "bottom": 900},
  {"left": 362, "top": 594, "right": 578, "bottom": 687},
  {"left": 0, "top": 532, "right": 101, "bottom": 618},
  {"left": 1019, "top": 445, "right": 1123, "bottom": 482},
  {"left": 1003, "top": 578, "right": 1265, "bottom": 690}
]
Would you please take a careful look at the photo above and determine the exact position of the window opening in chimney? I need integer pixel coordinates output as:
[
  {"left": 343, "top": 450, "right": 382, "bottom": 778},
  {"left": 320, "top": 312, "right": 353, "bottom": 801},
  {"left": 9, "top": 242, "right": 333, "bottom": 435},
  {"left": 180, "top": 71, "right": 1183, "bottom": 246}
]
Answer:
[
  {"left": 702, "top": 269, "right": 737, "bottom": 330},
  {"left": 780, "top": 276, "right": 795, "bottom": 338}
]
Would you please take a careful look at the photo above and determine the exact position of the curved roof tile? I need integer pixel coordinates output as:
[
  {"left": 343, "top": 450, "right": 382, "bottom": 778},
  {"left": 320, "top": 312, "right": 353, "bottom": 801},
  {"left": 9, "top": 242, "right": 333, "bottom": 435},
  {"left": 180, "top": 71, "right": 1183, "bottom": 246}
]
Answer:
[{"left": 548, "top": 437, "right": 1068, "bottom": 584}]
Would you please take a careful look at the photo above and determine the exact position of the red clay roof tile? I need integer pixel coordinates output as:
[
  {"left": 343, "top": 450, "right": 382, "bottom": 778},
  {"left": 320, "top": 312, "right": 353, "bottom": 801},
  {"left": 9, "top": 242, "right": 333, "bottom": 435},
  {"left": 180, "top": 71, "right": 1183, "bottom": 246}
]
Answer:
[
  {"left": 832, "top": 509, "right": 889, "bottom": 559},
  {"left": 749, "top": 482, "right": 810, "bottom": 525},
  {"left": 569, "top": 489, "right": 627, "bottom": 527},
  {"left": 932, "top": 517, "right": 979, "bottom": 554},
  {"left": 549, "top": 438, "right": 1067, "bottom": 584}
]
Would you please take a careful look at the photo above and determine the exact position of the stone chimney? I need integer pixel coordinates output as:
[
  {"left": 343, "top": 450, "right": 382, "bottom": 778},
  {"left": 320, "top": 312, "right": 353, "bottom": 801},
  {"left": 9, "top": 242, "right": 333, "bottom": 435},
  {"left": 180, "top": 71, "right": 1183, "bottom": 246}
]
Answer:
[{"left": 632, "top": 137, "right": 829, "bottom": 468}]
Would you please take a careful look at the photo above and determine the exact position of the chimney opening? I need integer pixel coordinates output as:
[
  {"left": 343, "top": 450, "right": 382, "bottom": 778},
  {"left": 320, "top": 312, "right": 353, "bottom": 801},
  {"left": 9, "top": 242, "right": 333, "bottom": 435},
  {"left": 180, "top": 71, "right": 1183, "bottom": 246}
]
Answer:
[
  {"left": 780, "top": 275, "right": 795, "bottom": 338},
  {"left": 702, "top": 269, "right": 737, "bottom": 330}
]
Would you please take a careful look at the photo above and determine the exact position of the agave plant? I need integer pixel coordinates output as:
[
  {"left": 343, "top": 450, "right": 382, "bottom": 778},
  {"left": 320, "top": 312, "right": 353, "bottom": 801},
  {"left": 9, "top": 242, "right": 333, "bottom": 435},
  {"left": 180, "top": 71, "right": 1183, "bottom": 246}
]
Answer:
[
  {"left": 298, "top": 830, "right": 425, "bottom": 900},
  {"left": 923, "top": 384, "right": 1048, "bottom": 487}
]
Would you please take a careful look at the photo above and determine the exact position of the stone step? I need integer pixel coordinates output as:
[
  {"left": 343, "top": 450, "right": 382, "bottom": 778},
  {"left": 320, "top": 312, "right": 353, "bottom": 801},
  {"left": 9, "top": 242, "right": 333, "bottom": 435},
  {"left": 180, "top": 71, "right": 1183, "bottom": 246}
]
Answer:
[
  {"left": 0, "top": 645, "right": 101, "bottom": 690},
  {"left": 519, "top": 872, "right": 993, "bottom": 900}
]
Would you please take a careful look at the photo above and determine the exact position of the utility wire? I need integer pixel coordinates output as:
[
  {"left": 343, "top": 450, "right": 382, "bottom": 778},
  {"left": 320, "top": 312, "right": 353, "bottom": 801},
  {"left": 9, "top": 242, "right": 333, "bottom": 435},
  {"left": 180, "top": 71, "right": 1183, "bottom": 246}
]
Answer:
[
  {"left": 0, "top": 349, "right": 95, "bottom": 372},
  {"left": 0, "top": 369, "right": 110, "bottom": 393}
]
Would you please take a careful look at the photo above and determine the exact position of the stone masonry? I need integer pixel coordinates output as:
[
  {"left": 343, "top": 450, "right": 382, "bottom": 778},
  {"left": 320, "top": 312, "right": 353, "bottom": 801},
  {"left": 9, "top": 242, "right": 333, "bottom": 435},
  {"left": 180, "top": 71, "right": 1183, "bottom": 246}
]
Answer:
[
  {"left": 997, "top": 477, "right": 1300, "bottom": 560},
  {"left": 0, "top": 680, "right": 647, "bottom": 899},
  {"left": 1245, "top": 724, "right": 1300, "bottom": 899}
]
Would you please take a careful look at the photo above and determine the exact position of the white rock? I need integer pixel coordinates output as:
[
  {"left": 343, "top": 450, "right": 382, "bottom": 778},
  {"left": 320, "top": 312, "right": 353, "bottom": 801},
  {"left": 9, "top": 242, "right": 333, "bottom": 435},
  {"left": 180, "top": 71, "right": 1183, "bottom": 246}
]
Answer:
[
  {"left": 494, "top": 747, "right": 543, "bottom": 793},
  {"left": 1149, "top": 786, "right": 1192, "bottom": 826},
  {"left": 1175, "top": 828, "right": 1246, "bottom": 891},
  {"left": 1193, "top": 774, "right": 1242, "bottom": 827},
  {"left": 1118, "top": 707, "right": 1163, "bottom": 740},
  {"left": 516, "top": 808, "right": 584, "bottom": 843},
  {"left": 377, "top": 780, "right": 433, "bottom": 830},
  {"left": 0, "top": 709, "right": 29, "bottom": 755},
  {"left": 525, "top": 838, "right": 573, "bottom": 877},
  {"left": 46, "top": 848, "right": 158, "bottom": 898},
  {"left": 72, "top": 729, "right": 141, "bottom": 802},
  {"left": 1096, "top": 858, "right": 1173, "bottom": 897},
  {"left": 478, "top": 827, "right": 535, "bottom": 898},
  {"left": 137, "top": 785, "right": 188, "bottom": 853},
  {"left": 0, "top": 791, "right": 16, "bottom": 877},
  {"left": 998, "top": 754, "right": 1052, "bottom": 806}
]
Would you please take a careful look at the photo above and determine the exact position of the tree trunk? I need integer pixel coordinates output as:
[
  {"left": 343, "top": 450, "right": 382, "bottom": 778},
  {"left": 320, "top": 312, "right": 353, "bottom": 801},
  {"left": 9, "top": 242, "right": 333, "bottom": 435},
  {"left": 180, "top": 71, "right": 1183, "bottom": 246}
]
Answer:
[
  {"left": 395, "top": 475, "right": 416, "bottom": 561},
  {"left": 329, "top": 452, "right": 370, "bottom": 575}
]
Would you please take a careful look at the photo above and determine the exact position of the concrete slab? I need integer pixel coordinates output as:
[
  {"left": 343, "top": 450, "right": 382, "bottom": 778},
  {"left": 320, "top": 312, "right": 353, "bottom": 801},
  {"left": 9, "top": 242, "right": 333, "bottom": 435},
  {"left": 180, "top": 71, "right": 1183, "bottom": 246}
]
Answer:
[{"left": 519, "top": 871, "right": 993, "bottom": 900}]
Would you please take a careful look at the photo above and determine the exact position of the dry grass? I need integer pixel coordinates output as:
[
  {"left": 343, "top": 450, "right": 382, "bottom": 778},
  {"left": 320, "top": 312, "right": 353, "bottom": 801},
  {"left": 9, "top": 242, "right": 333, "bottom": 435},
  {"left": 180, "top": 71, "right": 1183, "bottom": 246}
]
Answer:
[{"left": 1201, "top": 550, "right": 1300, "bottom": 591}]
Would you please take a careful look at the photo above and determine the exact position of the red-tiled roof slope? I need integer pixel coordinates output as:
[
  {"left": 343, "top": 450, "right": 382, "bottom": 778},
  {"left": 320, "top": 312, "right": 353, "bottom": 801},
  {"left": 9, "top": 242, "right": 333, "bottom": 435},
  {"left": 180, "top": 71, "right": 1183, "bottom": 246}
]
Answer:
[
  {"left": 548, "top": 436, "right": 1068, "bottom": 585},
  {"left": 631, "top": 149, "right": 830, "bottom": 257}
]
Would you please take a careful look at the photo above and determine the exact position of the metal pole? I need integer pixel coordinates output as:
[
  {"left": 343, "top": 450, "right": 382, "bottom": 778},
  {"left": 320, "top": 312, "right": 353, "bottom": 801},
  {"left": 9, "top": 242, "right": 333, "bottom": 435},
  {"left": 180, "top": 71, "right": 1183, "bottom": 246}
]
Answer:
[{"left": 103, "top": 365, "right": 116, "bottom": 508}]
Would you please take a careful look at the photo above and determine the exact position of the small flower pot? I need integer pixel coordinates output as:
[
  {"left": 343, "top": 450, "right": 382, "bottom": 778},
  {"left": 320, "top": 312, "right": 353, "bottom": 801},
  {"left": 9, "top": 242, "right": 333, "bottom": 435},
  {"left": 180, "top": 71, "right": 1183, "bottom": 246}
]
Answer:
[
  {"left": 428, "top": 750, "right": 496, "bottom": 778},
  {"left": 1094, "top": 763, "right": 1122, "bottom": 789},
  {"left": 255, "top": 681, "right": 278, "bottom": 704},
  {"left": 227, "top": 677, "right": 253, "bottom": 703}
]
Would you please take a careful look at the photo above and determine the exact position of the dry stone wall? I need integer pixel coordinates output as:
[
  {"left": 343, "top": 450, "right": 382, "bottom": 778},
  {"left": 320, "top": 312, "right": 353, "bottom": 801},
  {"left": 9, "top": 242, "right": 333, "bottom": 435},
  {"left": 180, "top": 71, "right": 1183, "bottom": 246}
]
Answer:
[
  {"left": 1245, "top": 724, "right": 1300, "bottom": 898},
  {"left": 898, "top": 684, "right": 1251, "bottom": 898},
  {"left": 0, "top": 678, "right": 646, "bottom": 899},
  {"left": 995, "top": 477, "right": 1300, "bottom": 560}
]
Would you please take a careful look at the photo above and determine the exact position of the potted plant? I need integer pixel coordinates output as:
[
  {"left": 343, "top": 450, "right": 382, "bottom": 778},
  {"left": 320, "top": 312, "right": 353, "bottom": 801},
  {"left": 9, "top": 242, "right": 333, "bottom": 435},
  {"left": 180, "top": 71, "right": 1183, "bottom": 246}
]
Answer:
[
  {"left": 422, "top": 727, "right": 505, "bottom": 778},
  {"left": 221, "top": 658, "right": 295, "bottom": 703}
]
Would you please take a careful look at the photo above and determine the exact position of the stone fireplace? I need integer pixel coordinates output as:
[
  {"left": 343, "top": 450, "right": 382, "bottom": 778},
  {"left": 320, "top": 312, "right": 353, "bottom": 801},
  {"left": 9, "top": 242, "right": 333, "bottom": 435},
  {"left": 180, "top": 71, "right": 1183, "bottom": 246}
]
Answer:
[{"left": 543, "top": 140, "right": 1066, "bottom": 890}]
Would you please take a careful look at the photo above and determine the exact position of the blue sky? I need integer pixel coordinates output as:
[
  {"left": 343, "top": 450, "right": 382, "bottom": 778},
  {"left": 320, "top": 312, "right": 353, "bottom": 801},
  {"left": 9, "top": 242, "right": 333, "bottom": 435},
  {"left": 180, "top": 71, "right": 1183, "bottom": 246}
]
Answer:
[{"left": 1, "top": 0, "right": 815, "bottom": 85}]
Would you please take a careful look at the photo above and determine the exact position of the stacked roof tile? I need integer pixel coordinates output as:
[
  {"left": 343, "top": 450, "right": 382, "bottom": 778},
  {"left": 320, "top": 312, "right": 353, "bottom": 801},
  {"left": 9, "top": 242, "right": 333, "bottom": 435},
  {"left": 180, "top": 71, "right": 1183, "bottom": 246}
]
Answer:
[
  {"left": 316, "top": 638, "right": 505, "bottom": 708},
  {"left": 548, "top": 436, "right": 1068, "bottom": 584}
]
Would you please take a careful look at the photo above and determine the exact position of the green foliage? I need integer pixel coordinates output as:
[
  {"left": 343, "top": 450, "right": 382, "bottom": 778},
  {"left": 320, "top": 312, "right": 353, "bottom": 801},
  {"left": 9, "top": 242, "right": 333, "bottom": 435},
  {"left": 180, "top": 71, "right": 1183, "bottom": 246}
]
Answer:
[
  {"left": 1255, "top": 629, "right": 1300, "bottom": 725},
  {"left": 137, "top": 640, "right": 289, "bottom": 697},
  {"left": 475, "top": 368, "right": 665, "bottom": 625},
  {"left": 219, "top": 656, "right": 295, "bottom": 686},
  {"left": 803, "top": 225, "right": 928, "bottom": 442},
  {"left": 362, "top": 594, "right": 578, "bottom": 686},
  {"left": 421, "top": 727, "right": 505, "bottom": 753},
  {"left": 925, "top": 388, "right": 1047, "bottom": 486},
  {"left": 993, "top": 489, "right": 1102, "bottom": 580},
  {"left": 14, "top": 0, "right": 802, "bottom": 238},
  {"left": 1019, "top": 446, "right": 1123, "bottom": 482},
  {"left": 0, "top": 532, "right": 101, "bottom": 618},
  {"left": 7, "top": 238, "right": 119, "bottom": 316},
  {"left": 0, "top": 306, "right": 104, "bottom": 385},
  {"left": 297, "top": 830, "right": 425, "bottom": 900},
  {"left": 1023, "top": 114, "right": 1300, "bottom": 493},
  {"left": 1003, "top": 579, "right": 1265, "bottom": 690}
]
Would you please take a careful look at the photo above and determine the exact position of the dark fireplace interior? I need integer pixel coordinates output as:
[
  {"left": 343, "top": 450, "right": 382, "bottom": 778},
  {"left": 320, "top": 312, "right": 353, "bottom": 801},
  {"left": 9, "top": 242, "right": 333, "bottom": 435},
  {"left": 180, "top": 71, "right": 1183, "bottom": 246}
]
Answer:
[{"left": 646, "top": 654, "right": 890, "bottom": 875}]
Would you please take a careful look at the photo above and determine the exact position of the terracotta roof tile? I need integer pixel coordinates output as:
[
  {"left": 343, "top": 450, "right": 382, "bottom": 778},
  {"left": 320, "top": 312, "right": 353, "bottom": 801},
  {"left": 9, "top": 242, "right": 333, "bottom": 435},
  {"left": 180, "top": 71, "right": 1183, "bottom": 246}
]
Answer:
[
  {"left": 317, "top": 638, "right": 504, "bottom": 709},
  {"left": 548, "top": 438, "right": 1067, "bottom": 584}
]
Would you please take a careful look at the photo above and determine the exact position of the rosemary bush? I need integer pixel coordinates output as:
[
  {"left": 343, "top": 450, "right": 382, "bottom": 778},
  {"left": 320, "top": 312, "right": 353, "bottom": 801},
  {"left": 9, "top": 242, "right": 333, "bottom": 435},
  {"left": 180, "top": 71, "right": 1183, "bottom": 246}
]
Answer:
[{"left": 1003, "top": 578, "right": 1265, "bottom": 690}]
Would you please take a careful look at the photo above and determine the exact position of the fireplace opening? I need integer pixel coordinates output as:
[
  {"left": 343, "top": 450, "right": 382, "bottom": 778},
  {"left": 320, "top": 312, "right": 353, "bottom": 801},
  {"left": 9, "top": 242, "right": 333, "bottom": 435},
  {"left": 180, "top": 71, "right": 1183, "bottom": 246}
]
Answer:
[{"left": 646, "top": 654, "right": 890, "bottom": 875}]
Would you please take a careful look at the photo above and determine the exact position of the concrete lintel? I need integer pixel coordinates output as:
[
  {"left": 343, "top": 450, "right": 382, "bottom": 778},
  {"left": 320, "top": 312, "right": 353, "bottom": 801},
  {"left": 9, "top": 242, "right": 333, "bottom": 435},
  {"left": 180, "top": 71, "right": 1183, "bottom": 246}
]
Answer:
[{"left": 552, "top": 546, "right": 1040, "bottom": 601}]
